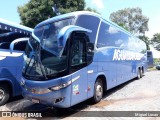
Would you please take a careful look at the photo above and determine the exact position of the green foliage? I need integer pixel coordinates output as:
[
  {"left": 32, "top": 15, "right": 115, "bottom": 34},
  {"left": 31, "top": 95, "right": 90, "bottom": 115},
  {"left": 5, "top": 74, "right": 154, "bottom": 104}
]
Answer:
[
  {"left": 117, "top": 23, "right": 129, "bottom": 31},
  {"left": 151, "top": 33, "right": 160, "bottom": 51},
  {"left": 18, "top": 0, "right": 85, "bottom": 28},
  {"left": 110, "top": 7, "right": 149, "bottom": 36},
  {"left": 85, "top": 7, "right": 100, "bottom": 15},
  {"left": 139, "top": 35, "right": 150, "bottom": 50},
  {"left": 55, "top": 0, "right": 85, "bottom": 14},
  {"left": 154, "top": 58, "right": 160, "bottom": 65}
]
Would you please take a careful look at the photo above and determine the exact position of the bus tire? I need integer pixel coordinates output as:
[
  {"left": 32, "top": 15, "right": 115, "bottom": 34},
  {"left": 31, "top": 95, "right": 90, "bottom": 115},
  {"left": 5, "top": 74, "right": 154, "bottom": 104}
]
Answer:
[
  {"left": 139, "top": 68, "right": 143, "bottom": 78},
  {"left": 91, "top": 78, "right": 103, "bottom": 103},
  {"left": 136, "top": 68, "right": 142, "bottom": 79},
  {"left": 0, "top": 84, "right": 10, "bottom": 106}
]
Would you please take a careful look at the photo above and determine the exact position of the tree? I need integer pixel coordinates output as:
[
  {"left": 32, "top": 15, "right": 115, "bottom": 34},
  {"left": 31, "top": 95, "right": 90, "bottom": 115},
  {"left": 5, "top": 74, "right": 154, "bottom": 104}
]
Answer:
[
  {"left": 151, "top": 33, "right": 160, "bottom": 51},
  {"left": 18, "top": 0, "right": 85, "bottom": 28},
  {"left": 139, "top": 35, "right": 150, "bottom": 50},
  {"left": 85, "top": 7, "right": 100, "bottom": 15},
  {"left": 110, "top": 7, "right": 149, "bottom": 36},
  {"left": 117, "top": 23, "right": 129, "bottom": 31}
]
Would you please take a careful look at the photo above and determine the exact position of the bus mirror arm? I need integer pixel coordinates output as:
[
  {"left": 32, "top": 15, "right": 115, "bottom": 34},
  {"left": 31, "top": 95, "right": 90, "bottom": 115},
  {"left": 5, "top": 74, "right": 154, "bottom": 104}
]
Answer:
[
  {"left": 10, "top": 48, "right": 13, "bottom": 54},
  {"left": 9, "top": 44, "right": 14, "bottom": 54}
]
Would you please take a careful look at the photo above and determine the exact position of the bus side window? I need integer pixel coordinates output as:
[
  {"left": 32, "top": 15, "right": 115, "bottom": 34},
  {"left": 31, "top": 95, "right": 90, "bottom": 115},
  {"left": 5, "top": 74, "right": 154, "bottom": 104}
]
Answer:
[
  {"left": 13, "top": 41, "right": 28, "bottom": 51},
  {"left": 76, "top": 15, "right": 100, "bottom": 43},
  {"left": 97, "top": 21, "right": 129, "bottom": 48},
  {"left": 97, "top": 22, "right": 121, "bottom": 48}
]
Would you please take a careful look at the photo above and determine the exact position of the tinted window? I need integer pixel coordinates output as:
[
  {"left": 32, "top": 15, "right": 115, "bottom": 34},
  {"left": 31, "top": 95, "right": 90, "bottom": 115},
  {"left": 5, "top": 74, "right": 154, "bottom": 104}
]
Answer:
[
  {"left": 147, "top": 51, "right": 152, "bottom": 56},
  {"left": 0, "top": 29, "right": 10, "bottom": 34},
  {"left": 14, "top": 41, "right": 28, "bottom": 51},
  {"left": 71, "top": 36, "right": 86, "bottom": 66},
  {"left": 97, "top": 21, "right": 129, "bottom": 48},
  {"left": 0, "top": 42, "right": 10, "bottom": 49},
  {"left": 97, "top": 21, "right": 147, "bottom": 53},
  {"left": 137, "top": 39, "right": 147, "bottom": 53},
  {"left": 0, "top": 32, "right": 30, "bottom": 43},
  {"left": 75, "top": 15, "right": 100, "bottom": 43},
  {"left": 34, "top": 18, "right": 74, "bottom": 56},
  {"left": 70, "top": 33, "right": 87, "bottom": 72}
]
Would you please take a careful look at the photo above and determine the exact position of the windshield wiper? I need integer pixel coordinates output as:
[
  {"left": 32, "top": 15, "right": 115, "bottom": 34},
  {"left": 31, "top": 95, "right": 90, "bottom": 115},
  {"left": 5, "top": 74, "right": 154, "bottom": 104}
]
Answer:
[{"left": 36, "top": 46, "right": 48, "bottom": 80}]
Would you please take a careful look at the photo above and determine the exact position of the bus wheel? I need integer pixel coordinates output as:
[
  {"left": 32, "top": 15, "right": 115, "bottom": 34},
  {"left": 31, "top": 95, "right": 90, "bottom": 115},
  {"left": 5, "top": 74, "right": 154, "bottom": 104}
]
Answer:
[
  {"left": 136, "top": 68, "right": 142, "bottom": 79},
  {"left": 0, "top": 85, "right": 10, "bottom": 106},
  {"left": 92, "top": 79, "right": 103, "bottom": 103}
]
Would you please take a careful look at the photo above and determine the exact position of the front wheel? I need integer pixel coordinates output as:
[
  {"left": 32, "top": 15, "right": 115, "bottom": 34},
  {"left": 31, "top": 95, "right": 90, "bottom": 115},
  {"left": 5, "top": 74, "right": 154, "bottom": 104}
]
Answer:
[
  {"left": 91, "top": 79, "right": 103, "bottom": 103},
  {"left": 0, "top": 85, "right": 10, "bottom": 106}
]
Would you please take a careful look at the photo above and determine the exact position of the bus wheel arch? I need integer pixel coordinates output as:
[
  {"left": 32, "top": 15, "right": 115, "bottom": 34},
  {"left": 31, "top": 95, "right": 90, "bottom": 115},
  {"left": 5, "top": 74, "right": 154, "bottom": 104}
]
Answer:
[
  {"left": 0, "top": 81, "right": 12, "bottom": 106},
  {"left": 91, "top": 75, "right": 107, "bottom": 103},
  {"left": 97, "top": 75, "right": 107, "bottom": 91}
]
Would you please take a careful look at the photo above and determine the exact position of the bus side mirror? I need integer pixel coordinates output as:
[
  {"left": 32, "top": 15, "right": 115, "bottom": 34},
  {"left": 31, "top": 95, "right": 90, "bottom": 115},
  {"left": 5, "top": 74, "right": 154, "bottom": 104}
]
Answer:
[{"left": 87, "top": 43, "right": 94, "bottom": 64}]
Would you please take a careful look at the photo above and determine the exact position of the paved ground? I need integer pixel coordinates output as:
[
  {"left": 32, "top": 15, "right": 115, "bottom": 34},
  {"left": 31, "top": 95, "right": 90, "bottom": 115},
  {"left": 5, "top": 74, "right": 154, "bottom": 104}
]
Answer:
[{"left": 0, "top": 70, "right": 160, "bottom": 120}]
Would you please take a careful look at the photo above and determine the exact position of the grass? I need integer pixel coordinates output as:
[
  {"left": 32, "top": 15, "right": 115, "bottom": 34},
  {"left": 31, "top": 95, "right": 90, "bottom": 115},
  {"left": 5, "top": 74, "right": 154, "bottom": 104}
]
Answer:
[{"left": 148, "top": 67, "right": 157, "bottom": 71}]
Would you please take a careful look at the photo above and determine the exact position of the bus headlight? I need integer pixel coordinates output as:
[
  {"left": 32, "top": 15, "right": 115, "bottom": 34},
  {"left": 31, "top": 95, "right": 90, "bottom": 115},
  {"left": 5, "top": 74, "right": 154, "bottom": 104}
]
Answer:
[
  {"left": 49, "top": 80, "right": 71, "bottom": 91},
  {"left": 31, "top": 88, "right": 51, "bottom": 94}
]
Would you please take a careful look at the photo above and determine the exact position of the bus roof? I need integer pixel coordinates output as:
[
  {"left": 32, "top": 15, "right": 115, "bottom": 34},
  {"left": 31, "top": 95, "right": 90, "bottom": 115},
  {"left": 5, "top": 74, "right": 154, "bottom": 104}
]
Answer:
[
  {"left": 35, "top": 11, "right": 102, "bottom": 28},
  {"left": 35, "top": 11, "right": 138, "bottom": 40},
  {"left": 0, "top": 18, "right": 33, "bottom": 33}
]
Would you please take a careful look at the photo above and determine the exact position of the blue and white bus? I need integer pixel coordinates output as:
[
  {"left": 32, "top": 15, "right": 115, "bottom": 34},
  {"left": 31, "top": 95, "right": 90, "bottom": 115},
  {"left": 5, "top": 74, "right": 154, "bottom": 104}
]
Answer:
[
  {"left": 21, "top": 11, "right": 147, "bottom": 108},
  {"left": 0, "top": 18, "right": 32, "bottom": 105}
]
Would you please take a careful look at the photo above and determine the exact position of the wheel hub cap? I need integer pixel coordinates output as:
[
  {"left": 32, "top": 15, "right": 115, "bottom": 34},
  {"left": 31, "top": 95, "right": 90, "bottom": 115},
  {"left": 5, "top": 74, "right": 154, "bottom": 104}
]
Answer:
[{"left": 96, "top": 85, "right": 102, "bottom": 97}]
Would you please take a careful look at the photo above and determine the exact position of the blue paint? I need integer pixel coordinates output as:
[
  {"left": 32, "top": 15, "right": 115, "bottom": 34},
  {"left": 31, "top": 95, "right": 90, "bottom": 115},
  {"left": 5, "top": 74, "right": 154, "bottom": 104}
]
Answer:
[{"left": 21, "top": 11, "right": 148, "bottom": 108}]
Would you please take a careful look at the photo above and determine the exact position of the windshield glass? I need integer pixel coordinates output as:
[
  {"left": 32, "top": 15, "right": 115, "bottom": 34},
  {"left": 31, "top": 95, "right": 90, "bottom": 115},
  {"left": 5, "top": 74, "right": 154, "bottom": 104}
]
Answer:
[{"left": 23, "top": 18, "right": 74, "bottom": 80}]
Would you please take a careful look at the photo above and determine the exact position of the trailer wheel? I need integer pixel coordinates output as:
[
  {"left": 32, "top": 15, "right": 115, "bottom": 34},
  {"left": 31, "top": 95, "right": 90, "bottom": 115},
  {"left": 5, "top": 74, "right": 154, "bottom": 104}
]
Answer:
[
  {"left": 0, "top": 84, "right": 10, "bottom": 106},
  {"left": 91, "top": 78, "right": 103, "bottom": 103}
]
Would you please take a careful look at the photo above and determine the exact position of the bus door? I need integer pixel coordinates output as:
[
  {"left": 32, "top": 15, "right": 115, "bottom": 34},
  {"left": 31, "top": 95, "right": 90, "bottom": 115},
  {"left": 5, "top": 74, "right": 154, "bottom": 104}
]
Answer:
[{"left": 70, "top": 33, "right": 88, "bottom": 106}]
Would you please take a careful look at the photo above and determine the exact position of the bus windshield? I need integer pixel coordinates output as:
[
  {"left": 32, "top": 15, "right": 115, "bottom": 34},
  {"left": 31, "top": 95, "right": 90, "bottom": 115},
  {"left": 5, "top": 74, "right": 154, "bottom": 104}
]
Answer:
[{"left": 23, "top": 18, "right": 74, "bottom": 80}]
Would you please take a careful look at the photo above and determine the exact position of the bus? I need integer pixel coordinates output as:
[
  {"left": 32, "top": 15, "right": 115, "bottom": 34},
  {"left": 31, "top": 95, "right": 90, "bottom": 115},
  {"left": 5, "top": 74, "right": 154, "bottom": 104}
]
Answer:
[
  {"left": 0, "top": 18, "right": 32, "bottom": 105},
  {"left": 147, "top": 50, "right": 154, "bottom": 68},
  {"left": 21, "top": 11, "right": 147, "bottom": 108}
]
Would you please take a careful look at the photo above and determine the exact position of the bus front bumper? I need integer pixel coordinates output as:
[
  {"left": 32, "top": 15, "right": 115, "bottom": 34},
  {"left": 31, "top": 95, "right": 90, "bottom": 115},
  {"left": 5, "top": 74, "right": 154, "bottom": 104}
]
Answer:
[{"left": 22, "top": 85, "right": 72, "bottom": 108}]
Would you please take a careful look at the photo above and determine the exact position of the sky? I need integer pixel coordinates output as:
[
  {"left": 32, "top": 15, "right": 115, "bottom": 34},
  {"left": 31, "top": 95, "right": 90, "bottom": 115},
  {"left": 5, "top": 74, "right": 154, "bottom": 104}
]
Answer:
[
  {"left": 0, "top": 0, "right": 29, "bottom": 23},
  {"left": 0, "top": 0, "right": 160, "bottom": 39}
]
